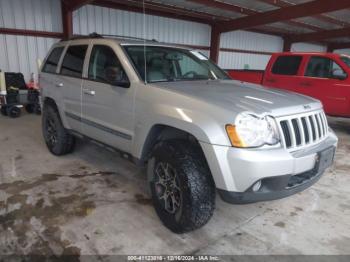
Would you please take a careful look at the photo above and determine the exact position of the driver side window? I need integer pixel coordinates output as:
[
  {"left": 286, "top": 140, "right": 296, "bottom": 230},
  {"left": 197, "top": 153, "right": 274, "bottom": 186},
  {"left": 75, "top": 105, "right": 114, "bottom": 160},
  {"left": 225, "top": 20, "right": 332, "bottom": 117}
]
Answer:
[
  {"left": 88, "top": 45, "right": 128, "bottom": 84},
  {"left": 305, "top": 56, "right": 347, "bottom": 80}
]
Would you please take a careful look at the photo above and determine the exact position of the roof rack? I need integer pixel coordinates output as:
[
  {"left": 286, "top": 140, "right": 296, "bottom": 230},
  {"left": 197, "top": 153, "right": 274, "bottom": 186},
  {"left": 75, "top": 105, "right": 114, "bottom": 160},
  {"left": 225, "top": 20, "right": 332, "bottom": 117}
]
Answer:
[
  {"left": 63, "top": 32, "right": 158, "bottom": 42},
  {"left": 99, "top": 33, "right": 158, "bottom": 42},
  {"left": 60, "top": 33, "right": 102, "bottom": 41}
]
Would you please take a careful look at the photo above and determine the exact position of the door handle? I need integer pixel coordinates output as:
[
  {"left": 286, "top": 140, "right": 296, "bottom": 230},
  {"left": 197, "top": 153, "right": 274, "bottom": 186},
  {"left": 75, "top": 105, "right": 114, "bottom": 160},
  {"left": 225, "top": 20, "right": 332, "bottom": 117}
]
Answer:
[
  {"left": 266, "top": 78, "right": 276, "bottom": 83},
  {"left": 83, "top": 89, "right": 96, "bottom": 96},
  {"left": 56, "top": 83, "right": 63, "bottom": 87},
  {"left": 300, "top": 82, "right": 311, "bottom": 87}
]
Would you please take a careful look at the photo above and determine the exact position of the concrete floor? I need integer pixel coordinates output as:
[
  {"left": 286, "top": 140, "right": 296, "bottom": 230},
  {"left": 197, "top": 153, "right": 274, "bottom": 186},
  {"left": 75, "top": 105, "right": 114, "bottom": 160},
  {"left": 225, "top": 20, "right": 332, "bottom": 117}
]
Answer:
[{"left": 0, "top": 112, "right": 349, "bottom": 256}]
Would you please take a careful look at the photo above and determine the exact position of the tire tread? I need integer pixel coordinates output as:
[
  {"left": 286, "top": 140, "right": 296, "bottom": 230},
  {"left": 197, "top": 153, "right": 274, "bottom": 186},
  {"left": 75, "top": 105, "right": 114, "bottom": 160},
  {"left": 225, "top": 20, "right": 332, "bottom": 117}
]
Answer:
[
  {"left": 42, "top": 104, "right": 75, "bottom": 155},
  {"left": 151, "top": 140, "right": 215, "bottom": 233}
]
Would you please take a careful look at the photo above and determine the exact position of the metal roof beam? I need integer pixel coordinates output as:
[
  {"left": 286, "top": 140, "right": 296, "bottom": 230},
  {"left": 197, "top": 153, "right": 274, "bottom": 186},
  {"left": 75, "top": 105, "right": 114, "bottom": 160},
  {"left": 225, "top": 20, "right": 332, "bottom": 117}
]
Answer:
[
  {"left": 289, "top": 27, "right": 350, "bottom": 42},
  {"left": 219, "top": 0, "right": 350, "bottom": 33},
  {"left": 188, "top": 0, "right": 256, "bottom": 15},
  {"left": 257, "top": 0, "right": 350, "bottom": 27},
  {"left": 0, "top": 28, "right": 63, "bottom": 38},
  {"left": 93, "top": 0, "right": 294, "bottom": 36},
  {"left": 93, "top": 0, "right": 229, "bottom": 25},
  {"left": 327, "top": 42, "right": 350, "bottom": 51},
  {"left": 189, "top": 0, "right": 323, "bottom": 31},
  {"left": 62, "top": 0, "right": 95, "bottom": 11}
]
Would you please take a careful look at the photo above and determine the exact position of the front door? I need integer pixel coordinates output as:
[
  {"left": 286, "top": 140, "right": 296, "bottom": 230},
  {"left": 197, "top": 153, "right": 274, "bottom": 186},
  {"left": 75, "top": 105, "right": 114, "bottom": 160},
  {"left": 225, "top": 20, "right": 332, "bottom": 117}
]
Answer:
[
  {"left": 81, "top": 44, "right": 134, "bottom": 153},
  {"left": 302, "top": 56, "right": 350, "bottom": 116}
]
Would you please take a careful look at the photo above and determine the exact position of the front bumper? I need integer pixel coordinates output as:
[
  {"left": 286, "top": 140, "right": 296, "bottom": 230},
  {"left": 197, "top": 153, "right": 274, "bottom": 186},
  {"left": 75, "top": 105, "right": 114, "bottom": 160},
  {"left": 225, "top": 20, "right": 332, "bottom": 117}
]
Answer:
[
  {"left": 200, "top": 131, "right": 338, "bottom": 204},
  {"left": 218, "top": 148, "right": 333, "bottom": 204}
]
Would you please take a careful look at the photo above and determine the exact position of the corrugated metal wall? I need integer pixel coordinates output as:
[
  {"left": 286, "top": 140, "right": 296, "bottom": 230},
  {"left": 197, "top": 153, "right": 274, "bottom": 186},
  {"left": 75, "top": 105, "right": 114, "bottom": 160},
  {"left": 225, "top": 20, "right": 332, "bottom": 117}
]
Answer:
[
  {"left": 0, "top": 35, "right": 58, "bottom": 81},
  {"left": 74, "top": 5, "right": 290, "bottom": 70},
  {"left": 0, "top": 0, "right": 61, "bottom": 81},
  {"left": 218, "top": 30, "right": 283, "bottom": 69},
  {"left": 1, "top": 1, "right": 332, "bottom": 79},
  {"left": 0, "top": 0, "right": 62, "bottom": 31},
  {"left": 73, "top": 5, "right": 211, "bottom": 47},
  {"left": 291, "top": 43, "right": 326, "bottom": 52},
  {"left": 334, "top": 49, "right": 350, "bottom": 55},
  {"left": 218, "top": 52, "right": 272, "bottom": 70}
]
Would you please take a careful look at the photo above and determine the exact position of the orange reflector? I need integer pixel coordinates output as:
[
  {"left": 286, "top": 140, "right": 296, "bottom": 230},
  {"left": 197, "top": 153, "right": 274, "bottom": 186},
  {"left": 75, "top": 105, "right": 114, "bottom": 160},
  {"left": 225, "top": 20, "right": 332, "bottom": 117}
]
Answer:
[{"left": 225, "top": 124, "right": 245, "bottom": 147}]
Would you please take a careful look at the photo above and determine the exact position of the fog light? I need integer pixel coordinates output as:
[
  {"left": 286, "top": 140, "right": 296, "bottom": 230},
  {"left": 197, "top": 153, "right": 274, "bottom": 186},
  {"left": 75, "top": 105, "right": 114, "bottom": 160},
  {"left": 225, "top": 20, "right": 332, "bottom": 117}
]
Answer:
[{"left": 252, "top": 180, "right": 262, "bottom": 192}]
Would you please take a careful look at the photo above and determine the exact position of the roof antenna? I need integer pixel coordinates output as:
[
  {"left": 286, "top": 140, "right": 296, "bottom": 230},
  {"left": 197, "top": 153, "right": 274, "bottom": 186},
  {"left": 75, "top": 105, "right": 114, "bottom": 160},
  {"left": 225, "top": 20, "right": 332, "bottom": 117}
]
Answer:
[{"left": 142, "top": 0, "right": 147, "bottom": 85}]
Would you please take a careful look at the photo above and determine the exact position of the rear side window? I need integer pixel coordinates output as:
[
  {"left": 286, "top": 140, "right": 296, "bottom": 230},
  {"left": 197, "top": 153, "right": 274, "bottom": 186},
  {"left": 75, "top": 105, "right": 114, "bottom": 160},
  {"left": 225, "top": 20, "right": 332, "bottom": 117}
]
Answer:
[
  {"left": 271, "top": 56, "right": 302, "bottom": 76},
  {"left": 42, "top": 47, "right": 64, "bottom": 73},
  {"left": 60, "top": 45, "right": 88, "bottom": 78}
]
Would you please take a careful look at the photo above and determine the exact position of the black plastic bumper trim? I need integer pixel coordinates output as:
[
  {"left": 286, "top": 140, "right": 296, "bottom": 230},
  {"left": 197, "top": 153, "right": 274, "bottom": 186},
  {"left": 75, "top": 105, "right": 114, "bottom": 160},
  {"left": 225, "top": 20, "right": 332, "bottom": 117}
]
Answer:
[
  {"left": 65, "top": 111, "right": 132, "bottom": 140},
  {"left": 218, "top": 170, "right": 324, "bottom": 204}
]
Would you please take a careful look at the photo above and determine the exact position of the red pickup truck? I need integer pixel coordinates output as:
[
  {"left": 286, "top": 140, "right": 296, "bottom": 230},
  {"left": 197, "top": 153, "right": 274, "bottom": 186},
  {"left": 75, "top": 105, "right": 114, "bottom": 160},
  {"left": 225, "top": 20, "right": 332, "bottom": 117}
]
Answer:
[{"left": 228, "top": 52, "right": 350, "bottom": 117}]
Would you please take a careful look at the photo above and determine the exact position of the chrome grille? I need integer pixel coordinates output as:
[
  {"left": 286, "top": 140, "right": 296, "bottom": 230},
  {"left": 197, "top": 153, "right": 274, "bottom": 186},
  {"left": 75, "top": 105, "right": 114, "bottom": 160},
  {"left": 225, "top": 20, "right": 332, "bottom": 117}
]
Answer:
[{"left": 278, "top": 110, "right": 328, "bottom": 150}]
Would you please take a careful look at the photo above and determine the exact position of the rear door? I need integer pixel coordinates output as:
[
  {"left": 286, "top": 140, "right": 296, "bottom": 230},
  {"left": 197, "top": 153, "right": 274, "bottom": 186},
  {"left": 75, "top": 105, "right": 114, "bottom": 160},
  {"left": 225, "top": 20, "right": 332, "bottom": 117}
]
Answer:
[
  {"left": 58, "top": 43, "right": 89, "bottom": 132},
  {"left": 40, "top": 45, "right": 65, "bottom": 110},
  {"left": 81, "top": 42, "right": 134, "bottom": 153},
  {"left": 302, "top": 55, "right": 349, "bottom": 116},
  {"left": 263, "top": 55, "right": 305, "bottom": 93}
]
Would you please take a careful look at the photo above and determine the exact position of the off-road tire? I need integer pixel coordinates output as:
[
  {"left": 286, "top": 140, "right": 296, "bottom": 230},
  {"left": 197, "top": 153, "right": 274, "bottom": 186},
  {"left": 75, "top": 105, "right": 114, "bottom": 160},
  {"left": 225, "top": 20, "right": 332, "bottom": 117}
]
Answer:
[
  {"left": 42, "top": 104, "right": 75, "bottom": 155},
  {"left": 7, "top": 106, "right": 21, "bottom": 118},
  {"left": 1, "top": 106, "right": 7, "bottom": 116},
  {"left": 149, "top": 140, "right": 215, "bottom": 233}
]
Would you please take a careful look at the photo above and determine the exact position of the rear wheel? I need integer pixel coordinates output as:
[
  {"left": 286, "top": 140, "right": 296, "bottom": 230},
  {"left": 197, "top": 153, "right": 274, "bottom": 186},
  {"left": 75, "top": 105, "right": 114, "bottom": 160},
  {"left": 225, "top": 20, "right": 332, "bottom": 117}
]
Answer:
[
  {"left": 42, "top": 104, "right": 75, "bottom": 155},
  {"left": 149, "top": 140, "right": 215, "bottom": 233}
]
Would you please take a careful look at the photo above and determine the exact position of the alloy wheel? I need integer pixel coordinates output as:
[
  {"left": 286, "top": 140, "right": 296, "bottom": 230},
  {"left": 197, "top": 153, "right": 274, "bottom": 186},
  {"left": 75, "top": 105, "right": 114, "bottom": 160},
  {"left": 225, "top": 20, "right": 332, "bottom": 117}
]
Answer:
[
  {"left": 154, "top": 162, "right": 182, "bottom": 215},
  {"left": 46, "top": 116, "right": 58, "bottom": 147}
]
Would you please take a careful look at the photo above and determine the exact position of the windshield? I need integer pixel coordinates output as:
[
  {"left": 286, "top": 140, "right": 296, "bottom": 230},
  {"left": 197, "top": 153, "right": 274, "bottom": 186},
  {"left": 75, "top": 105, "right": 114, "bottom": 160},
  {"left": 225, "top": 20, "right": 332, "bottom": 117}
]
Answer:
[
  {"left": 123, "top": 45, "right": 230, "bottom": 83},
  {"left": 341, "top": 55, "right": 350, "bottom": 68}
]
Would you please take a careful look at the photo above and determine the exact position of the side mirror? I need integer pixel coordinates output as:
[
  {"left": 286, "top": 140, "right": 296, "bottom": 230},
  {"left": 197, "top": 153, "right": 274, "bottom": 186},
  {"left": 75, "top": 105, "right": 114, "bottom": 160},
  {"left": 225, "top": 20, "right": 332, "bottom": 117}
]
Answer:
[
  {"left": 110, "top": 79, "right": 130, "bottom": 88},
  {"left": 332, "top": 69, "right": 347, "bottom": 80}
]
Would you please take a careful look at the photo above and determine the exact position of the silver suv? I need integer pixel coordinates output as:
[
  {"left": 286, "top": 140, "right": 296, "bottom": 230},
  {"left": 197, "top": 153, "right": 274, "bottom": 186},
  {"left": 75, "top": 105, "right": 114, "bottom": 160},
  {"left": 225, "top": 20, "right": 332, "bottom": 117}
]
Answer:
[{"left": 40, "top": 34, "right": 338, "bottom": 233}]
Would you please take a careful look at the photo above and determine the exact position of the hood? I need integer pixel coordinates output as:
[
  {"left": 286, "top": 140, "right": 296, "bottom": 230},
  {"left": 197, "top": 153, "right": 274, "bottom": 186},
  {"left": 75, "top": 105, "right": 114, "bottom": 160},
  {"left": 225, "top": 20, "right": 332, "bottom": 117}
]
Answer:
[{"left": 151, "top": 80, "right": 322, "bottom": 117}]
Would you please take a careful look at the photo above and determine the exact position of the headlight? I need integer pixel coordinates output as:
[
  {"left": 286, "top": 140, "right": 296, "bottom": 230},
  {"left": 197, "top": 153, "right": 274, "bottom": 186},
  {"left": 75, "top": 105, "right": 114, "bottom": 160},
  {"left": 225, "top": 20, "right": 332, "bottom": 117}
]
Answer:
[{"left": 226, "top": 113, "right": 280, "bottom": 148}]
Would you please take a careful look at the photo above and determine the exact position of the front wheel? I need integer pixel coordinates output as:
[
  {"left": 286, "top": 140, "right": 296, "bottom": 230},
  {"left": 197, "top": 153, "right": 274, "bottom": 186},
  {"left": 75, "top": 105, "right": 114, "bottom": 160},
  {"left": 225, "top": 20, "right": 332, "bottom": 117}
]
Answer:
[
  {"left": 42, "top": 104, "right": 75, "bottom": 155},
  {"left": 149, "top": 140, "right": 215, "bottom": 233}
]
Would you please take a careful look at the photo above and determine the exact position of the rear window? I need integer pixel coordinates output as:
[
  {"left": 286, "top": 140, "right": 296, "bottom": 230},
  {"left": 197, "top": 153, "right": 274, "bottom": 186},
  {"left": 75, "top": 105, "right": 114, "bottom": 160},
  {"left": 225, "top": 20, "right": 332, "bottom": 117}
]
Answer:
[
  {"left": 42, "top": 47, "right": 64, "bottom": 74},
  {"left": 60, "top": 45, "right": 88, "bottom": 78},
  {"left": 271, "top": 55, "right": 302, "bottom": 76}
]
